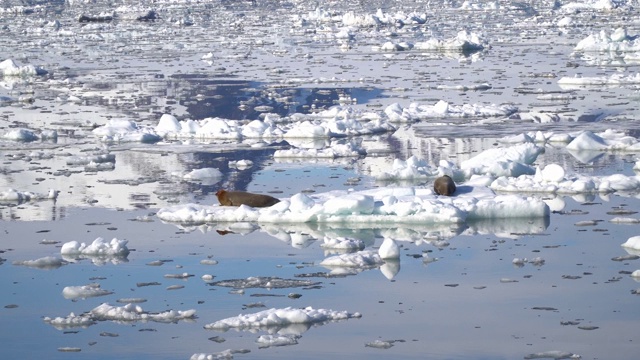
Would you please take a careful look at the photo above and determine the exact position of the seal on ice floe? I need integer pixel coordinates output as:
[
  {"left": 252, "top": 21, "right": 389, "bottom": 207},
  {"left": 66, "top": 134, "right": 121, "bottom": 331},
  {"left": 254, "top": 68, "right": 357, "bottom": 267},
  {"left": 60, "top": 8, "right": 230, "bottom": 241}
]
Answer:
[
  {"left": 433, "top": 175, "right": 456, "bottom": 196},
  {"left": 215, "top": 189, "right": 280, "bottom": 208}
]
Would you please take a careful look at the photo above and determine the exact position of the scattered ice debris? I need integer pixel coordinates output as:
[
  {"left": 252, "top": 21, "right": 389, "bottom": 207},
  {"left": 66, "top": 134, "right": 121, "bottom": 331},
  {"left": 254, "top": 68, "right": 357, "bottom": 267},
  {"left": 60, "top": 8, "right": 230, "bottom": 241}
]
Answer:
[
  {"left": 62, "top": 284, "right": 113, "bottom": 300},
  {"left": 92, "top": 119, "right": 162, "bottom": 143},
  {"left": 378, "top": 238, "right": 400, "bottom": 260},
  {"left": 0, "top": 188, "right": 59, "bottom": 203},
  {"left": 190, "top": 349, "right": 250, "bottom": 360},
  {"left": 209, "top": 276, "right": 320, "bottom": 289},
  {"left": 0, "top": 59, "right": 46, "bottom": 76},
  {"left": 256, "top": 334, "right": 300, "bottom": 348},
  {"left": 574, "top": 28, "right": 640, "bottom": 53},
  {"left": 203, "top": 306, "right": 361, "bottom": 331},
  {"left": 60, "top": 237, "right": 130, "bottom": 263},
  {"left": 523, "top": 350, "right": 581, "bottom": 359},
  {"left": 490, "top": 162, "right": 640, "bottom": 194},
  {"left": 66, "top": 154, "right": 115, "bottom": 166},
  {"left": 559, "top": 73, "right": 640, "bottom": 88},
  {"left": 44, "top": 303, "right": 196, "bottom": 329},
  {"left": 384, "top": 100, "right": 517, "bottom": 123},
  {"left": 373, "top": 30, "right": 486, "bottom": 53},
  {"left": 374, "top": 156, "right": 444, "bottom": 181},
  {"left": 155, "top": 108, "right": 394, "bottom": 140},
  {"left": 202, "top": 274, "right": 215, "bottom": 282},
  {"left": 13, "top": 256, "right": 68, "bottom": 270},
  {"left": 274, "top": 142, "right": 365, "bottom": 158}
]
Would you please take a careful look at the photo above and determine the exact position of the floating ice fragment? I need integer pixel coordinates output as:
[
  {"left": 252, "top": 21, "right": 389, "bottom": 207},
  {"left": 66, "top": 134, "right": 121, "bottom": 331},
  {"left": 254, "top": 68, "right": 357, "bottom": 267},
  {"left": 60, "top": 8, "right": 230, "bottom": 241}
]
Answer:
[
  {"left": 13, "top": 256, "right": 67, "bottom": 270},
  {"left": 524, "top": 350, "right": 581, "bottom": 359},
  {"left": 378, "top": 238, "right": 400, "bottom": 259},
  {"left": 204, "top": 306, "right": 361, "bottom": 331},
  {"left": 62, "top": 284, "right": 113, "bottom": 300},
  {"left": 622, "top": 236, "right": 640, "bottom": 249}
]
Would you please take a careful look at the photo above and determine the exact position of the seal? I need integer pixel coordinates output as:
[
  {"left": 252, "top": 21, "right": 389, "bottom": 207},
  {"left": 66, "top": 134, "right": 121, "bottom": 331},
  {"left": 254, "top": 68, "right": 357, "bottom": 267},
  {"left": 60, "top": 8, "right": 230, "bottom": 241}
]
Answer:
[
  {"left": 434, "top": 175, "right": 456, "bottom": 196},
  {"left": 215, "top": 189, "right": 280, "bottom": 208}
]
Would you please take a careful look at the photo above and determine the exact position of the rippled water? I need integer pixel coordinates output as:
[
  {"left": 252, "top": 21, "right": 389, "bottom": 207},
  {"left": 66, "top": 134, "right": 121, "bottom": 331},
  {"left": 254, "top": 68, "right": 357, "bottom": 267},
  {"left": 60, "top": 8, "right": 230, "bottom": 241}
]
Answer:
[{"left": 2, "top": 0, "right": 640, "bottom": 359}]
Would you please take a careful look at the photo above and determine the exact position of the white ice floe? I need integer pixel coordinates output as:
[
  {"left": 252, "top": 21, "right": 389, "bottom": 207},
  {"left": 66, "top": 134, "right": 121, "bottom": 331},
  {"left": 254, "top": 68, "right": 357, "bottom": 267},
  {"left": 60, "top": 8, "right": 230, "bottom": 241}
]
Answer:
[
  {"left": 490, "top": 163, "right": 640, "bottom": 194},
  {"left": 373, "top": 30, "right": 486, "bottom": 53},
  {"left": 181, "top": 168, "right": 223, "bottom": 184},
  {"left": 13, "top": 256, "right": 68, "bottom": 269},
  {"left": 61, "top": 237, "right": 130, "bottom": 258},
  {"left": 566, "top": 130, "right": 640, "bottom": 151},
  {"left": 0, "top": 188, "right": 58, "bottom": 203},
  {"left": 320, "top": 250, "right": 384, "bottom": 268},
  {"left": 44, "top": 303, "right": 196, "bottom": 329},
  {"left": 375, "top": 156, "right": 453, "bottom": 181},
  {"left": 66, "top": 154, "right": 115, "bottom": 166},
  {"left": 461, "top": 143, "right": 542, "bottom": 178},
  {"left": 558, "top": 73, "right": 640, "bottom": 88},
  {"left": 378, "top": 238, "right": 400, "bottom": 259},
  {"left": 204, "top": 306, "right": 361, "bottom": 331},
  {"left": 0, "top": 59, "right": 46, "bottom": 76},
  {"left": 574, "top": 28, "right": 639, "bottom": 52},
  {"left": 155, "top": 108, "right": 394, "bottom": 140},
  {"left": 92, "top": 119, "right": 162, "bottom": 143},
  {"left": 562, "top": 0, "right": 620, "bottom": 11},
  {"left": 190, "top": 349, "right": 249, "bottom": 360},
  {"left": 62, "top": 283, "right": 113, "bottom": 300},
  {"left": 228, "top": 159, "right": 253, "bottom": 169},
  {"left": 621, "top": 236, "right": 640, "bottom": 252},
  {"left": 320, "top": 237, "right": 365, "bottom": 251},
  {"left": 256, "top": 334, "right": 300, "bottom": 348},
  {"left": 384, "top": 100, "right": 517, "bottom": 122},
  {"left": 157, "top": 186, "right": 549, "bottom": 226}
]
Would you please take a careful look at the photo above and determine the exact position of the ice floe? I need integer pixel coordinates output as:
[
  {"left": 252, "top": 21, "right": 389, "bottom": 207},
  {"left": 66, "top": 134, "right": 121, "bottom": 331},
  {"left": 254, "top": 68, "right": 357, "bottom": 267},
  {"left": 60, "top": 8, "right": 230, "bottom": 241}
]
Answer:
[
  {"left": 62, "top": 283, "right": 113, "bottom": 300},
  {"left": 60, "top": 237, "right": 130, "bottom": 264},
  {"left": 157, "top": 186, "right": 549, "bottom": 226},
  {"left": 574, "top": 27, "right": 639, "bottom": 52},
  {"left": 203, "top": 306, "right": 361, "bottom": 331},
  {"left": 0, "top": 59, "right": 46, "bottom": 76},
  {"left": 0, "top": 188, "right": 58, "bottom": 203},
  {"left": 44, "top": 303, "right": 196, "bottom": 330},
  {"left": 384, "top": 100, "right": 517, "bottom": 123}
]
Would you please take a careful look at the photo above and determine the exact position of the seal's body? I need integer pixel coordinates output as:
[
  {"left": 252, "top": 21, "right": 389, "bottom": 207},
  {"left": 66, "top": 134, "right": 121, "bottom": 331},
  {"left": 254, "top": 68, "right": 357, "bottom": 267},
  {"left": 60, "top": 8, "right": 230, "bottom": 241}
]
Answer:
[
  {"left": 434, "top": 175, "right": 456, "bottom": 196},
  {"left": 216, "top": 190, "right": 280, "bottom": 208}
]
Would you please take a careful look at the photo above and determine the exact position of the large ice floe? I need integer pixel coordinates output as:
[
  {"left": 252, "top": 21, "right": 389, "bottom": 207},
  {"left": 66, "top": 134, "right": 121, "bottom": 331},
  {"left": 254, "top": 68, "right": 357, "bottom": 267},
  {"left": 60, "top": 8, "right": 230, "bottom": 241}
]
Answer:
[
  {"left": 203, "top": 306, "right": 361, "bottom": 332},
  {"left": 44, "top": 302, "right": 196, "bottom": 330},
  {"left": 157, "top": 185, "right": 549, "bottom": 226}
]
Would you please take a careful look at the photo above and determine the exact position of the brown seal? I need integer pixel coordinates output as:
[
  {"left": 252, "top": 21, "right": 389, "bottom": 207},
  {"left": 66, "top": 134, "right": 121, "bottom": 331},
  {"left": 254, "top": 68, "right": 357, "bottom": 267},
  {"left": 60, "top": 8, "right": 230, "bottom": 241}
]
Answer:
[
  {"left": 434, "top": 175, "right": 456, "bottom": 196},
  {"left": 216, "top": 189, "right": 280, "bottom": 208}
]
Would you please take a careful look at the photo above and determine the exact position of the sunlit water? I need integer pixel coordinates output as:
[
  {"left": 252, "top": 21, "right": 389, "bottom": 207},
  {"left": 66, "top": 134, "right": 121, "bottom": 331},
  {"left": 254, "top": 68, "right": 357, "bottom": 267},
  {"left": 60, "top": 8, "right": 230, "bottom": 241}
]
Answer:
[{"left": 2, "top": 0, "right": 640, "bottom": 359}]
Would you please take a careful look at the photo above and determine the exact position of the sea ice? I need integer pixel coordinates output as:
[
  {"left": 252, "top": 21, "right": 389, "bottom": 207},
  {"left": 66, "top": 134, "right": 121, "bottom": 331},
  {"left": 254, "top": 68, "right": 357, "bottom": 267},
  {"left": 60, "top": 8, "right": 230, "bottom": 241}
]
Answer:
[
  {"left": 61, "top": 237, "right": 130, "bottom": 257},
  {"left": 204, "top": 306, "right": 361, "bottom": 331},
  {"left": 62, "top": 283, "right": 113, "bottom": 300}
]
